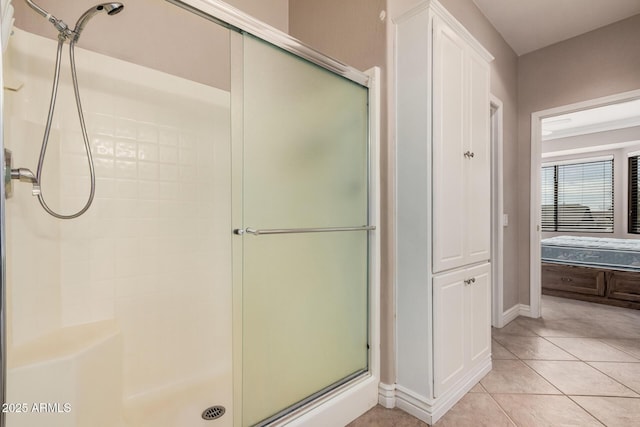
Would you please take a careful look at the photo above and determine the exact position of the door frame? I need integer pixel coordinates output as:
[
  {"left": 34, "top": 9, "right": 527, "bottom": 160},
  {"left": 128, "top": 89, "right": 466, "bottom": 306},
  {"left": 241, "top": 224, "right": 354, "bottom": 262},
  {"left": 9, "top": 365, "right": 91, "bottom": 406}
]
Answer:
[
  {"left": 490, "top": 94, "right": 504, "bottom": 327},
  {"left": 529, "top": 88, "right": 640, "bottom": 318}
]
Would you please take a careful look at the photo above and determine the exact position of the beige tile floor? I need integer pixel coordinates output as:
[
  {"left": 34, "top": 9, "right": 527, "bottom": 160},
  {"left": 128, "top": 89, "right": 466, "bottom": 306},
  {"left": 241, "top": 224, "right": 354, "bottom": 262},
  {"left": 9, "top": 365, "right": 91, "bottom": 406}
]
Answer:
[{"left": 348, "top": 295, "right": 640, "bottom": 426}]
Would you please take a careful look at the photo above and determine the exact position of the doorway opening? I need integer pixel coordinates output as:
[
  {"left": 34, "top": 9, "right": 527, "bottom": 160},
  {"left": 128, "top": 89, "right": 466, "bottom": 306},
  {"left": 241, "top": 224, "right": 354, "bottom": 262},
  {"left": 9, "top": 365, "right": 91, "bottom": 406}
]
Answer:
[{"left": 529, "top": 89, "right": 640, "bottom": 316}]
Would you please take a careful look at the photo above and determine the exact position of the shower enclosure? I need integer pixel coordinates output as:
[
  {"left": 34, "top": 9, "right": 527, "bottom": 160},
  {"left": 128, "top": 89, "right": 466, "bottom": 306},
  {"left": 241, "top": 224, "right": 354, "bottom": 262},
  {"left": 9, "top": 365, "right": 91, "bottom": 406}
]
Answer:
[{"left": 0, "top": 0, "right": 379, "bottom": 426}]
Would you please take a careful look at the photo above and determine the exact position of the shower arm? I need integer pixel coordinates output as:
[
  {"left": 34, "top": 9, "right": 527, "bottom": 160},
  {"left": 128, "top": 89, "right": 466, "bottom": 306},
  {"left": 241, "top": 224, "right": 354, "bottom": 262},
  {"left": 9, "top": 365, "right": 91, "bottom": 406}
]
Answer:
[{"left": 23, "top": 0, "right": 72, "bottom": 36}]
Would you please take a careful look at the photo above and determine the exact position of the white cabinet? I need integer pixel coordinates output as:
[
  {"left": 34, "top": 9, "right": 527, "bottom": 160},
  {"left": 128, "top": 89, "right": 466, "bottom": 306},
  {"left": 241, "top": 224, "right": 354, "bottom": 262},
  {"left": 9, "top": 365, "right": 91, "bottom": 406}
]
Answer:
[
  {"left": 432, "top": 15, "right": 491, "bottom": 274},
  {"left": 395, "top": 1, "right": 493, "bottom": 424},
  {"left": 433, "top": 263, "right": 491, "bottom": 396}
]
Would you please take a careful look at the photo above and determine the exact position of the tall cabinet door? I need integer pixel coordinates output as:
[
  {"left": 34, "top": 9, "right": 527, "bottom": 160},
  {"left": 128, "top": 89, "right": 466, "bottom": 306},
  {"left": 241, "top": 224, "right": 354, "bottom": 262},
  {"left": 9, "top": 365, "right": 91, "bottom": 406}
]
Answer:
[
  {"left": 432, "top": 16, "right": 467, "bottom": 274},
  {"left": 464, "top": 50, "right": 491, "bottom": 265},
  {"left": 433, "top": 15, "right": 491, "bottom": 273}
]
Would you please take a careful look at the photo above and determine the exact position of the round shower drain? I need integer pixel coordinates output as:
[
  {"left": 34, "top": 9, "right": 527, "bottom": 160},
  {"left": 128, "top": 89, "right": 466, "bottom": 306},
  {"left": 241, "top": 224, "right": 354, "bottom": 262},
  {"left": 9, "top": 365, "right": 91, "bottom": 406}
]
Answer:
[{"left": 202, "top": 405, "right": 226, "bottom": 420}]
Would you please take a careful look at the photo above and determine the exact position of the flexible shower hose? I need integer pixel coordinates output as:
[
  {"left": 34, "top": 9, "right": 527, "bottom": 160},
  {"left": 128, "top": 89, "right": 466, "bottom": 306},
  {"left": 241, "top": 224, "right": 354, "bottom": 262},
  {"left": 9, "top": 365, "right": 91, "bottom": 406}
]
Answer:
[{"left": 36, "top": 35, "right": 96, "bottom": 219}]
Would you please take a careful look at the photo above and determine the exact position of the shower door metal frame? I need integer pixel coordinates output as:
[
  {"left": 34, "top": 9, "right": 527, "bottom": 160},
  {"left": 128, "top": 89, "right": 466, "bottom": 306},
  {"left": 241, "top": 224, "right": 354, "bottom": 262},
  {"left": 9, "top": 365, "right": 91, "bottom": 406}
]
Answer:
[
  {"left": 165, "top": 0, "right": 370, "bottom": 87},
  {"left": 0, "top": 2, "right": 380, "bottom": 427},
  {"left": 0, "top": 16, "right": 7, "bottom": 426}
]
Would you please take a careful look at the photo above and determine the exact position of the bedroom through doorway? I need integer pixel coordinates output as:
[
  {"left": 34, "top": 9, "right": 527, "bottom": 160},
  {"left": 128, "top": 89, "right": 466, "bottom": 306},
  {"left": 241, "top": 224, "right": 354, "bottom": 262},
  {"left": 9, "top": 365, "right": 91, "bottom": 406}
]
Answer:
[{"left": 530, "top": 90, "right": 640, "bottom": 316}]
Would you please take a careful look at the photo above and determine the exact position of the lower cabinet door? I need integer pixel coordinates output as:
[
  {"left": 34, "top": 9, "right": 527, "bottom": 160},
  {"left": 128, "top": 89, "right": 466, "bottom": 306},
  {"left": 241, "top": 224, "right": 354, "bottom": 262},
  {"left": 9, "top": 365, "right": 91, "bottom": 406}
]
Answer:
[
  {"left": 466, "top": 263, "right": 491, "bottom": 369},
  {"left": 434, "top": 263, "right": 491, "bottom": 397},
  {"left": 434, "top": 268, "right": 466, "bottom": 397}
]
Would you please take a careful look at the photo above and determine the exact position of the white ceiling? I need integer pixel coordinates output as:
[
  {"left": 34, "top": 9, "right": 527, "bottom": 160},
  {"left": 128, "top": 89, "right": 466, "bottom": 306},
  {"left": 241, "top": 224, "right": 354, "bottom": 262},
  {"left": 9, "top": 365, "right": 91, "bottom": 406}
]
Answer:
[
  {"left": 541, "top": 98, "right": 640, "bottom": 141},
  {"left": 472, "top": 0, "right": 640, "bottom": 55}
]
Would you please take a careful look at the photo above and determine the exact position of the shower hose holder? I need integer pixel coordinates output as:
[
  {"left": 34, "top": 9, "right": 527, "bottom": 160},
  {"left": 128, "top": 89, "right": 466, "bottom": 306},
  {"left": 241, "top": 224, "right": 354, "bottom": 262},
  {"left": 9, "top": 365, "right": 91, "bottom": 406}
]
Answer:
[{"left": 4, "top": 148, "right": 41, "bottom": 198}]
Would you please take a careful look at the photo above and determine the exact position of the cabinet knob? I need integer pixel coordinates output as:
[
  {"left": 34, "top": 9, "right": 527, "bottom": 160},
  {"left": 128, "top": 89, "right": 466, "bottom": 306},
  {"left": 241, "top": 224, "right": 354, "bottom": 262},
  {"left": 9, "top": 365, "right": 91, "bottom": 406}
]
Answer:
[
  {"left": 464, "top": 277, "right": 476, "bottom": 285},
  {"left": 464, "top": 151, "right": 475, "bottom": 158}
]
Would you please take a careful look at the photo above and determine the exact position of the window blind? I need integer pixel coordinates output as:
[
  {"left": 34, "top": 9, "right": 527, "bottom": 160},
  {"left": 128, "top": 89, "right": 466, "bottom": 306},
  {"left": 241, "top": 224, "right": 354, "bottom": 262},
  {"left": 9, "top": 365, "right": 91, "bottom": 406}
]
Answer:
[
  {"left": 629, "top": 156, "right": 640, "bottom": 234},
  {"left": 541, "top": 165, "right": 557, "bottom": 231},
  {"left": 541, "top": 159, "right": 614, "bottom": 232}
]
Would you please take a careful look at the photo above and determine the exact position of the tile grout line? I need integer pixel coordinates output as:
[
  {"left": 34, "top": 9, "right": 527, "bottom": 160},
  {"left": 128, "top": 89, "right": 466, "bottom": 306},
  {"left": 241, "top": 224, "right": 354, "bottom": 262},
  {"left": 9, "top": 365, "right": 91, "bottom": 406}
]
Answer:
[
  {"left": 583, "top": 361, "right": 640, "bottom": 396},
  {"left": 515, "top": 359, "right": 565, "bottom": 395},
  {"left": 519, "top": 356, "right": 638, "bottom": 398},
  {"left": 565, "top": 395, "right": 608, "bottom": 427},
  {"left": 597, "top": 338, "right": 640, "bottom": 360},
  {"left": 494, "top": 323, "right": 579, "bottom": 361},
  {"left": 491, "top": 338, "right": 519, "bottom": 359},
  {"left": 484, "top": 390, "right": 519, "bottom": 427},
  {"left": 549, "top": 336, "right": 640, "bottom": 362},
  {"left": 596, "top": 338, "right": 640, "bottom": 358},
  {"left": 537, "top": 332, "right": 584, "bottom": 360}
]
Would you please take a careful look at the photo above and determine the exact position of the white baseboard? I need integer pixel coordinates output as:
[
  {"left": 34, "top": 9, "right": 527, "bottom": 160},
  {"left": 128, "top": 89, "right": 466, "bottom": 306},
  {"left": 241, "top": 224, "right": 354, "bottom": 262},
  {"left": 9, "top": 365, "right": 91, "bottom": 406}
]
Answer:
[
  {"left": 394, "top": 357, "right": 492, "bottom": 425},
  {"left": 502, "top": 303, "right": 532, "bottom": 325},
  {"left": 394, "top": 386, "right": 431, "bottom": 422},
  {"left": 517, "top": 304, "right": 532, "bottom": 318},
  {"left": 378, "top": 382, "right": 396, "bottom": 408}
]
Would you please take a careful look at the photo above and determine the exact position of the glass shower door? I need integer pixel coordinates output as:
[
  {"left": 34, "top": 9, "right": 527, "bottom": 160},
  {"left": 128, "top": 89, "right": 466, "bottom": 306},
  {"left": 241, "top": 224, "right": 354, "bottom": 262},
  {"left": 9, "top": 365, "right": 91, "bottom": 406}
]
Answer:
[{"left": 239, "top": 35, "right": 370, "bottom": 426}]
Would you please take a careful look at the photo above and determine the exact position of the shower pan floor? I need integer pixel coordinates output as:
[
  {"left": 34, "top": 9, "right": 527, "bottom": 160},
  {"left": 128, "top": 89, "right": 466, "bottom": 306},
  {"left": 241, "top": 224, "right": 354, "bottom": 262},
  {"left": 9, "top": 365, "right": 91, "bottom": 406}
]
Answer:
[{"left": 122, "top": 374, "right": 232, "bottom": 427}]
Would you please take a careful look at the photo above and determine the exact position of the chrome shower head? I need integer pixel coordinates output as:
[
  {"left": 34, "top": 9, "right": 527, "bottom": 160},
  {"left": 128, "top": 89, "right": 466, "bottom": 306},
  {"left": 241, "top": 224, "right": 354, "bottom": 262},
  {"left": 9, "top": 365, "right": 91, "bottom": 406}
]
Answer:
[
  {"left": 73, "top": 3, "right": 124, "bottom": 42},
  {"left": 104, "top": 3, "right": 125, "bottom": 15}
]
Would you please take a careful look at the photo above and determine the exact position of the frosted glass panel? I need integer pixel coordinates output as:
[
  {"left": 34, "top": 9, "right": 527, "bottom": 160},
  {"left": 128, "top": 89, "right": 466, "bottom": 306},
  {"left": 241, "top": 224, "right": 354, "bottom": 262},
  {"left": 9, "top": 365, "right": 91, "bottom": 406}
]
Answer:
[
  {"left": 243, "top": 36, "right": 368, "bottom": 229},
  {"left": 241, "top": 35, "right": 369, "bottom": 426},
  {"left": 243, "top": 233, "right": 368, "bottom": 426}
]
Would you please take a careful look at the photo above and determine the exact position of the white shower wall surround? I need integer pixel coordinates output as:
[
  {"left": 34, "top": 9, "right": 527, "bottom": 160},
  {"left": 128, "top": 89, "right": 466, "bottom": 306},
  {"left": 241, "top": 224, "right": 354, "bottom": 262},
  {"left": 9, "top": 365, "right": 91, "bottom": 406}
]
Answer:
[{"left": 4, "top": 28, "right": 232, "bottom": 426}]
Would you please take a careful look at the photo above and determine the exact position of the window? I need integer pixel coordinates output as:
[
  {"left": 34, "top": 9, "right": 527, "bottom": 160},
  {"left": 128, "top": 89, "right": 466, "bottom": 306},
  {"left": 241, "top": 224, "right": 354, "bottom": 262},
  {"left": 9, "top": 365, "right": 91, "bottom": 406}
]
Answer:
[
  {"left": 541, "top": 158, "right": 614, "bottom": 232},
  {"left": 629, "top": 155, "right": 640, "bottom": 233}
]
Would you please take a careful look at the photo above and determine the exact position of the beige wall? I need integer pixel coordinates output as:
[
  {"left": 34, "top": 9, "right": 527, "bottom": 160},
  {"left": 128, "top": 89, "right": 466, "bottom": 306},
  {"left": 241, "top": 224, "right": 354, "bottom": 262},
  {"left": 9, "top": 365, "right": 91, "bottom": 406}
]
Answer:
[
  {"left": 289, "top": 0, "right": 386, "bottom": 72},
  {"left": 517, "top": 13, "right": 640, "bottom": 305},
  {"left": 13, "top": 0, "right": 289, "bottom": 90},
  {"left": 223, "top": 0, "right": 288, "bottom": 32},
  {"left": 291, "top": 0, "right": 519, "bottom": 384}
]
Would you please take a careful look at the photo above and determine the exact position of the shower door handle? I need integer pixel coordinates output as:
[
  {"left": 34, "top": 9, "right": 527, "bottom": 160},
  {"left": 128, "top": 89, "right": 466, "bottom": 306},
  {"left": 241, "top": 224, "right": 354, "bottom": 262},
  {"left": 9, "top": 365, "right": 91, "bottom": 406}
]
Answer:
[{"left": 233, "top": 225, "right": 375, "bottom": 236}]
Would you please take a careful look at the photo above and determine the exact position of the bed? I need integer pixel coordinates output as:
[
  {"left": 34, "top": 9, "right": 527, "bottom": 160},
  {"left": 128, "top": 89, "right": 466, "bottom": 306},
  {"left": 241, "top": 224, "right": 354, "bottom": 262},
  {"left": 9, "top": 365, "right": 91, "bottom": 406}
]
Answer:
[{"left": 541, "top": 236, "right": 640, "bottom": 309}]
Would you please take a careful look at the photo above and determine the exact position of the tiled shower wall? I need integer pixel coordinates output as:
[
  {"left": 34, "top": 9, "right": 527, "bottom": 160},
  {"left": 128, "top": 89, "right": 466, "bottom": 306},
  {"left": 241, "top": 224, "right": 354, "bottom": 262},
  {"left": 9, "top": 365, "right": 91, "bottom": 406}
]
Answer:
[{"left": 4, "top": 29, "right": 232, "bottom": 400}]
